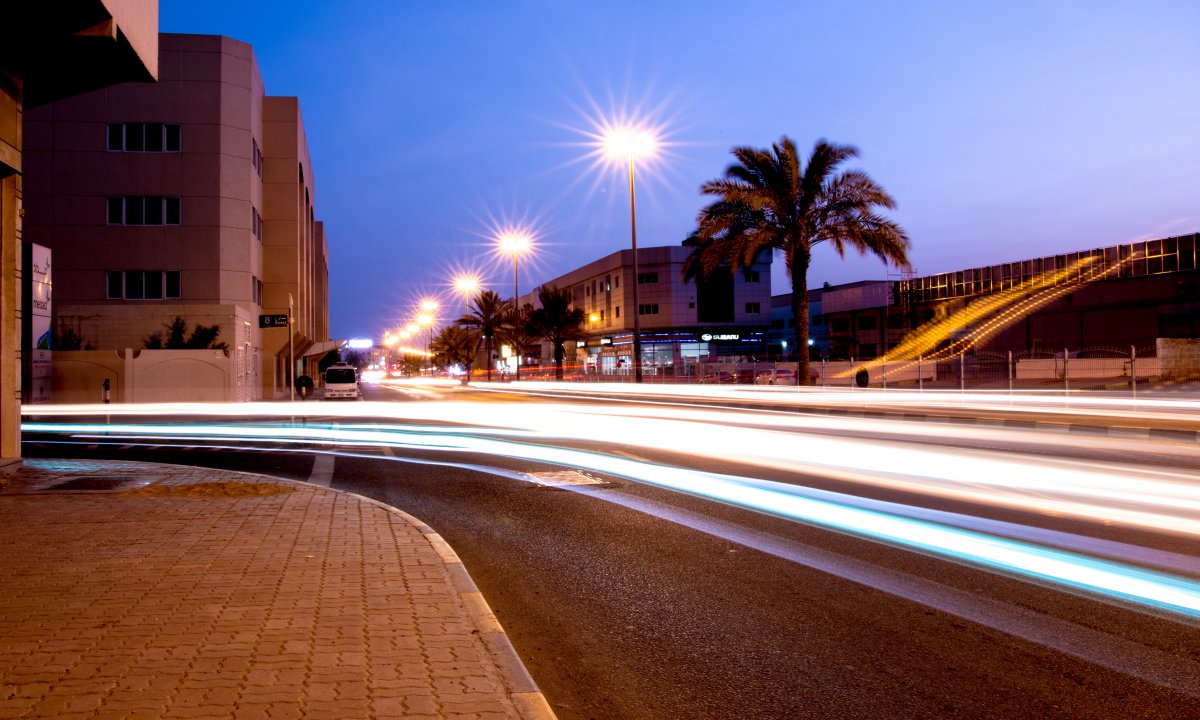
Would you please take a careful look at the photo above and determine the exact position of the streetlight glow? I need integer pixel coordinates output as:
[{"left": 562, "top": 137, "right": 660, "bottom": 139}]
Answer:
[
  {"left": 602, "top": 126, "right": 658, "bottom": 163},
  {"left": 420, "top": 299, "right": 439, "bottom": 313}
]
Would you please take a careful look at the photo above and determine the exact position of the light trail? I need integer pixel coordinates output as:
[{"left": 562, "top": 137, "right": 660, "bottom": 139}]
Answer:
[{"left": 23, "top": 418, "right": 1200, "bottom": 623}]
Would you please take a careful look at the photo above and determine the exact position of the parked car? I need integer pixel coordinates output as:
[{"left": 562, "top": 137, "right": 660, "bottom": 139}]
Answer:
[
  {"left": 755, "top": 369, "right": 797, "bottom": 385},
  {"left": 699, "top": 371, "right": 735, "bottom": 384},
  {"left": 322, "top": 363, "right": 360, "bottom": 400}
]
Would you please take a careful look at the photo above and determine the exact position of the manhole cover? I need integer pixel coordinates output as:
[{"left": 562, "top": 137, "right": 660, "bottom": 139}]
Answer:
[
  {"left": 524, "top": 470, "right": 605, "bottom": 487},
  {"left": 49, "top": 476, "right": 138, "bottom": 491}
]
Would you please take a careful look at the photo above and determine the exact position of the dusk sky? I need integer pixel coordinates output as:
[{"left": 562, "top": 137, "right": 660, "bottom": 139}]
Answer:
[{"left": 161, "top": 1, "right": 1200, "bottom": 341}]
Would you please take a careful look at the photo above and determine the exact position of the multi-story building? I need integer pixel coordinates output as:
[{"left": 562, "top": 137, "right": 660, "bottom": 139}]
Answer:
[
  {"left": 1, "top": 1, "right": 158, "bottom": 467},
  {"left": 821, "top": 233, "right": 1200, "bottom": 359},
  {"left": 767, "top": 289, "right": 827, "bottom": 360},
  {"left": 22, "top": 33, "right": 329, "bottom": 400},
  {"left": 521, "top": 244, "right": 772, "bottom": 374}
]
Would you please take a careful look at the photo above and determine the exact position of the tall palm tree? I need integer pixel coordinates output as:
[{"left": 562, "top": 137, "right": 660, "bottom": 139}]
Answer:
[
  {"left": 683, "top": 137, "right": 911, "bottom": 384},
  {"left": 456, "top": 289, "right": 511, "bottom": 382},
  {"left": 524, "top": 285, "right": 586, "bottom": 381},
  {"left": 430, "top": 325, "right": 478, "bottom": 381}
]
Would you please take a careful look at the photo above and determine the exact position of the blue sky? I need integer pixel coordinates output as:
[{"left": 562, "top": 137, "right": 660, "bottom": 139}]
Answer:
[{"left": 161, "top": 1, "right": 1200, "bottom": 340}]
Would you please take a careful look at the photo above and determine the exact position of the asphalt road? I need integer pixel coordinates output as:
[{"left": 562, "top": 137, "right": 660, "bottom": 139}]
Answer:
[{"left": 23, "top": 383, "right": 1200, "bottom": 719}]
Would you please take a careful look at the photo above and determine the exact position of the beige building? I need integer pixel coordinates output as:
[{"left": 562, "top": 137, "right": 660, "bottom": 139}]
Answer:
[
  {"left": 1, "top": 1, "right": 158, "bottom": 469},
  {"left": 23, "top": 33, "right": 329, "bottom": 400},
  {"left": 522, "top": 245, "right": 773, "bottom": 374}
]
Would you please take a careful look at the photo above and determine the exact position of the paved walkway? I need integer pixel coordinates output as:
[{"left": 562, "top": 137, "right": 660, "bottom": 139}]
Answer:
[{"left": 0, "top": 460, "right": 554, "bottom": 720}]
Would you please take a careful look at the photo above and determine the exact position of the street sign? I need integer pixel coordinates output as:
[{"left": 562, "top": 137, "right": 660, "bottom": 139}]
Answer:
[{"left": 259, "top": 314, "right": 289, "bottom": 328}]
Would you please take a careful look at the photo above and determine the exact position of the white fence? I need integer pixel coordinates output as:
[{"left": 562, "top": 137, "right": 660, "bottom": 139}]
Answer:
[{"left": 49, "top": 348, "right": 252, "bottom": 403}]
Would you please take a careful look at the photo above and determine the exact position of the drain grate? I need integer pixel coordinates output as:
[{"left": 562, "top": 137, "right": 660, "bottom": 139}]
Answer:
[{"left": 49, "top": 476, "right": 138, "bottom": 491}]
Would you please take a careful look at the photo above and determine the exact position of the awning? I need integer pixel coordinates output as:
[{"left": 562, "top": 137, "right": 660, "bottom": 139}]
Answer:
[{"left": 302, "top": 340, "right": 343, "bottom": 358}]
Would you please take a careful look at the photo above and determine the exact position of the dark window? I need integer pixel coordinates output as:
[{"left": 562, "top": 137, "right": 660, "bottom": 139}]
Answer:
[
  {"left": 125, "top": 123, "right": 144, "bottom": 152},
  {"left": 144, "top": 196, "right": 163, "bottom": 225},
  {"left": 637, "top": 272, "right": 659, "bottom": 284},
  {"left": 106, "top": 124, "right": 123, "bottom": 151},
  {"left": 887, "top": 314, "right": 902, "bottom": 328},
  {"left": 615, "top": 306, "right": 620, "bottom": 318},
  {"left": 812, "top": 314, "right": 824, "bottom": 326},
  {"left": 124, "top": 271, "right": 145, "bottom": 299},
  {"left": 107, "top": 197, "right": 123, "bottom": 224},
  {"left": 106, "top": 271, "right": 123, "bottom": 299},
  {"left": 638, "top": 304, "right": 658, "bottom": 315},
  {"left": 614, "top": 277, "right": 619, "bottom": 288},
  {"left": 144, "top": 271, "right": 163, "bottom": 299},
  {"left": 857, "top": 315, "right": 877, "bottom": 330},
  {"left": 325, "top": 368, "right": 357, "bottom": 384},
  {"left": 165, "top": 124, "right": 181, "bottom": 152},
  {"left": 165, "top": 197, "right": 181, "bottom": 225},
  {"left": 125, "top": 196, "right": 145, "bottom": 225},
  {"left": 165, "top": 271, "right": 181, "bottom": 299},
  {"left": 605, "top": 276, "right": 611, "bottom": 292},
  {"left": 745, "top": 302, "right": 761, "bottom": 314},
  {"left": 831, "top": 318, "right": 850, "bottom": 332},
  {"left": 144, "top": 123, "right": 163, "bottom": 152},
  {"left": 746, "top": 271, "right": 761, "bottom": 283},
  {"left": 858, "top": 343, "right": 877, "bottom": 359}
]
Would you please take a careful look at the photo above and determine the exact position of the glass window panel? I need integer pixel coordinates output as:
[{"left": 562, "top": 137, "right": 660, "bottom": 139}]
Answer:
[
  {"left": 125, "top": 196, "right": 144, "bottom": 225},
  {"left": 126, "top": 123, "right": 144, "bottom": 151},
  {"left": 165, "top": 271, "right": 181, "bottom": 298},
  {"left": 107, "top": 124, "right": 123, "bottom": 151},
  {"left": 144, "top": 271, "right": 163, "bottom": 299},
  {"left": 165, "top": 124, "right": 181, "bottom": 152},
  {"left": 107, "top": 197, "right": 123, "bottom": 224},
  {"left": 124, "top": 271, "right": 144, "bottom": 299},
  {"left": 144, "top": 123, "right": 163, "bottom": 152},
  {"left": 165, "top": 197, "right": 180, "bottom": 225},
  {"left": 144, "top": 196, "right": 163, "bottom": 225},
  {"left": 106, "top": 271, "right": 123, "bottom": 299}
]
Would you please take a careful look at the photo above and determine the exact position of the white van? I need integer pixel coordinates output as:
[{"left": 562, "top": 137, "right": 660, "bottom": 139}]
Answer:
[{"left": 323, "top": 363, "right": 360, "bottom": 400}]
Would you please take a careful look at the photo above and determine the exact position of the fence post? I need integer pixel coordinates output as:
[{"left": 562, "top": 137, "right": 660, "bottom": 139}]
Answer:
[
  {"left": 1063, "top": 347, "right": 1069, "bottom": 395},
  {"left": 959, "top": 353, "right": 965, "bottom": 393},
  {"left": 882, "top": 359, "right": 888, "bottom": 390},
  {"left": 850, "top": 356, "right": 855, "bottom": 390},
  {"left": 822, "top": 358, "right": 827, "bottom": 389},
  {"left": 1008, "top": 350, "right": 1013, "bottom": 394},
  {"left": 1130, "top": 345, "right": 1137, "bottom": 400},
  {"left": 918, "top": 355, "right": 923, "bottom": 392}
]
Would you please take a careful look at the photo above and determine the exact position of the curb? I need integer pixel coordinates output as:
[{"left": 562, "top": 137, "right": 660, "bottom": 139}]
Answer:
[{"left": 26, "top": 458, "right": 557, "bottom": 720}]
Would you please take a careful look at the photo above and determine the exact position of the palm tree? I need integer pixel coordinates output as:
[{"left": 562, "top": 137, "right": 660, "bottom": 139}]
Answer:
[
  {"left": 456, "top": 289, "right": 511, "bottom": 382},
  {"left": 430, "top": 325, "right": 478, "bottom": 382},
  {"left": 683, "top": 137, "right": 910, "bottom": 384},
  {"left": 524, "top": 285, "right": 586, "bottom": 381}
]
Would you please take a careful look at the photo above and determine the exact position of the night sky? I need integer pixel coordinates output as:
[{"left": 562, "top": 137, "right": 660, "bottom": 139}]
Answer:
[{"left": 160, "top": 1, "right": 1200, "bottom": 340}]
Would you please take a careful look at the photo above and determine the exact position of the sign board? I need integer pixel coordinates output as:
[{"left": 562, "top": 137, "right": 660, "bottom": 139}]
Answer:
[
  {"left": 575, "top": 340, "right": 586, "bottom": 348},
  {"left": 259, "top": 314, "right": 289, "bottom": 328},
  {"left": 701, "top": 333, "right": 740, "bottom": 342},
  {"left": 599, "top": 337, "right": 613, "bottom": 346},
  {"left": 29, "top": 245, "right": 51, "bottom": 403}
]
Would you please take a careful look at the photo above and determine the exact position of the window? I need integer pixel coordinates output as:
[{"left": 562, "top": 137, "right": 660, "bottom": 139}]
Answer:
[
  {"left": 106, "top": 270, "right": 181, "bottom": 300},
  {"left": 599, "top": 310, "right": 605, "bottom": 321},
  {"left": 615, "top": 306, "right": 620, "bottom": 318},
  {"left": 746, "top": 271, "right": 761, "bottom": 283},
  {"left": 605, "top": 276, "right": 611, "bottom": 292},
  {"left": 106, "top": 123, "right": 181, "bottom": 152},
  {"left": 637, "top": 272, "right": 659, "bottom": 284},
  {"left": 615, "top": 277, "right": 619, "bottom": 288},
  {"left": 251, "top": 207, "right": 263, "bottom": 241},
  {"left": 107, "top": 196, "right": 181, "bottom": 225},
  {"left": 638, "top": 304, "right": 659, "bottom": 316},
  {"left": 251, "top": 276, "right": 263, "bottom": 305},
  {"left": 745, "top": 302, "right": 761, "bottom": 314},
  {"left": 857, "top": 315, "right": 877, "bottom": 330},
  {"left": 831, "top": 318, "right": 850, "bottom": 333},
  {"left": 251, "top": 138, "right": 263, "bottom": 176}
]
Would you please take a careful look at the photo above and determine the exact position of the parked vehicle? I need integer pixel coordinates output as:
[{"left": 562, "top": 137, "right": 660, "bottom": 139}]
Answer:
[
  {"left": 322, "top": 363, "right": 360, "bottom": 400},
  {"left": 755, "top": 369, "right": 797, "bottom": 385}
]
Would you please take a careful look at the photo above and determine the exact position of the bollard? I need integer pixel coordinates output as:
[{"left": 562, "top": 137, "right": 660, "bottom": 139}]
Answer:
[
  {"left": 918, "top": 355, "right": 923, "bottom": 392},
  {"left": 1063, "top": 347, "right": 1070, "bottom": 395},
  {"left": 1130, "top": 345, "right": 1137, "bottom": 400},
  {"left": 1008, "top": 350, "right": 1013, "bottom": 395},
  {"left": 102, "top": 377, "right": 111, "bottom": 404}
]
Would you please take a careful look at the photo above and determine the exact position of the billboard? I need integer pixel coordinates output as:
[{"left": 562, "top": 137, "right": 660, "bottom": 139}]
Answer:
[{"left": 29, "top": 244, "right": 51, "bottom": 403}]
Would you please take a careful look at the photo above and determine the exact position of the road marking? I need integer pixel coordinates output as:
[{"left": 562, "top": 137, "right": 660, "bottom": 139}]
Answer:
[
  {"left": 308, "top": 453, "right": 335, "bottom": 487},
  {"left": 524, "top": 470, "right": 604, "bottom": 487}
]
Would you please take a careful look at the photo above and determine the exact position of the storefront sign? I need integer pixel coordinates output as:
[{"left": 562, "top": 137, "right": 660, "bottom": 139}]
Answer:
[{"left": 701, "top": 333, "right": 740, "bottom": 342}]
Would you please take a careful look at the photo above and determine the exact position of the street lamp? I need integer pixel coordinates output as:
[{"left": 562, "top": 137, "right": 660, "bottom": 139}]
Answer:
[
  {"left": 417, "top": 312, "right": 434, "bottom": 373},
  {"left": 454, "top": 275, "right": 479, "bottom": 317},
  {"left": 603, "top": 126, "right": 658, "bottom": 383},
  {"left": 498, "top": 231, "right": 531, "bottom": 380}
]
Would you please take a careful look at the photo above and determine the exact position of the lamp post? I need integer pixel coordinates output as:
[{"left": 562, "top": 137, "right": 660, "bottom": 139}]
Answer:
[
  {"left": 603, "top": 127, "right": 657, "bottom": 383},
  {"left": 417, "top": 312, "right": 434, "bottom": 373},
  {"left": 454, "top": 275, "right": 479, "bottom": 317},
  {"left": 498, "top": 232, "right": 531, "bottom": 380}
]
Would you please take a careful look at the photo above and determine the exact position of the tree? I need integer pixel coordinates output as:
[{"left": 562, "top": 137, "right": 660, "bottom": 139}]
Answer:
[
  {"left": 144, "top": 316, "right": 228, "bottom": 350},
  {"left": 430, "top": 325, "right": 478, "bottom": 381},
  {"left": 524, "top": 285, "right": 586, "bottom": 381},
  {"left": 456, "top": 289, "right": 512, "bottom": 382},
  {"left": 683, "top": 137, "right": 910, "bottom": 384}
]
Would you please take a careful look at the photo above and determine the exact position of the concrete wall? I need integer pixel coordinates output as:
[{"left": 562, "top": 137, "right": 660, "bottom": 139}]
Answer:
[
  {"left": 51, "top": 347, "right": 237, "bottom": 403},
  {"left": 1158, "top": 338, "right": 1200, "bottom": 378}
]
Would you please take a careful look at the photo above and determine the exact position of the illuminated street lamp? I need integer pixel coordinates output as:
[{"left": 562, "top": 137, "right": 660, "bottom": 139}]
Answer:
[
  {"left": 454, "top": 275, "right": 480, "bottom": 316},
  {"left": 417, "top": 313, "right": 434, "bottom": 372},
  {"left": 603, "top": 125, "right": 658, "bottom": 383},
  {"left": 498, "top": 231, "right": 532, "bottom": 380}
]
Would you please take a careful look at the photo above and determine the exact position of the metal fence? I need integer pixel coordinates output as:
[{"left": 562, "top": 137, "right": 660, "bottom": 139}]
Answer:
[{"left": 503, "top": 343, "right": 1200, "bottom": 395}]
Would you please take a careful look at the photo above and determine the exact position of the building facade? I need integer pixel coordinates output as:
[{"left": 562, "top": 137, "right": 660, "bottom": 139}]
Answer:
[
  {"left": 522, "top": 244, "right": 772, "bottom": 374},
  {"left": 1, "top": 1, "right": 158, "bottom": 467},
  {"left": 22, "top": 33, "right": 328, "bottom": 400},
  {"left": 821, "top": 233, "right": 1200, "bottom": 359}
]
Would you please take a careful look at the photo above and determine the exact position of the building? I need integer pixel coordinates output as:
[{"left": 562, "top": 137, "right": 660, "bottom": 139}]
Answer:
[
  {"left": 521, "top": 244, "right": 772, "bottom": 374},
  {"left": 767, "top": 289, "right": 827, "bottom": 360},
  {"left": 1, "top": 1, "right": 158, "bottom": 468},
  {"left": 22, "top": 33, "right": 329, "bottom": 400},
  {"left": 821, "top": 233, "right": 1200, "bottom": 359}
]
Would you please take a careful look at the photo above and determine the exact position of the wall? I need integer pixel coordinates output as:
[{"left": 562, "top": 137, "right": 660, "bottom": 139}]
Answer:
[
  {"left": 1158, "top": 338, "right": 1200, "bottom": 379},
  {"left": 51, "top": 347, "right": 237, "bottom": 403}
]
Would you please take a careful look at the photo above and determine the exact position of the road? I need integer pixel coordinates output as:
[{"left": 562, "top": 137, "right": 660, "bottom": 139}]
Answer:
[{"left": 22, "top": 380, "right": 1200, "bottom": 719}]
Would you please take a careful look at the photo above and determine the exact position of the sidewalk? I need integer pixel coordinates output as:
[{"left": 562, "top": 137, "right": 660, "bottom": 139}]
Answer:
[{"left": 0, "top": 459, "right": 554, "bottom": 720}]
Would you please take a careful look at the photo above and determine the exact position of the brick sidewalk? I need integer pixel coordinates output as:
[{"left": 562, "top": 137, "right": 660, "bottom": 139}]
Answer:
[{"left": 0, "top": 460, "right": 554, "bottom": 720}]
